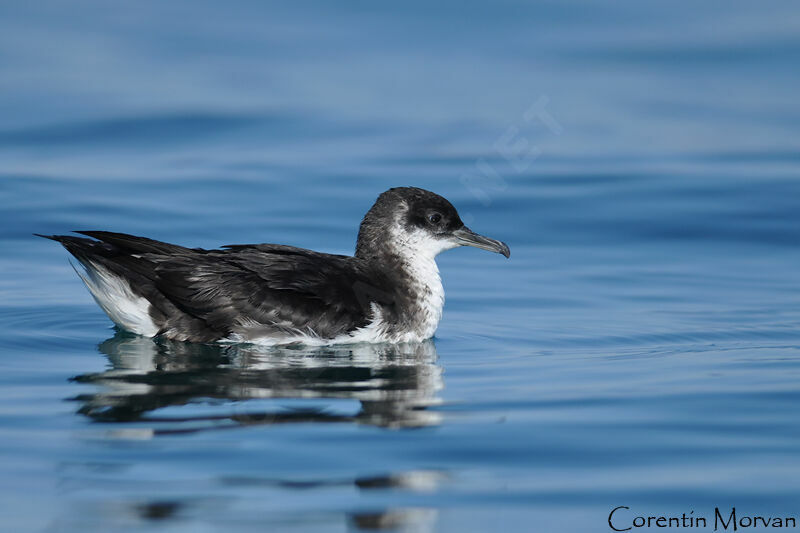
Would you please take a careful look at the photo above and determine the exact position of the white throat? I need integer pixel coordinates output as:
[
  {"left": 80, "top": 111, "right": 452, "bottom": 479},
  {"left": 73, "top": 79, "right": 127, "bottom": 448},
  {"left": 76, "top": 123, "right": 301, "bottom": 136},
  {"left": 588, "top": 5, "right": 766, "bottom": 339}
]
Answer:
[{"left": 388, "top": 226, "right": 459, "bottom": 340}]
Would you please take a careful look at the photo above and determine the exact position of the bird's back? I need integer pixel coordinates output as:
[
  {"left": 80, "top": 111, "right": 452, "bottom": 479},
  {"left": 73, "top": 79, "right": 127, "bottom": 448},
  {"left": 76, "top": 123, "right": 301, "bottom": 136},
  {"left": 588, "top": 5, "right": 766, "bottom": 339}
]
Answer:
[{"left": 41, "top": 232, "right": 393, "bottom": 343}]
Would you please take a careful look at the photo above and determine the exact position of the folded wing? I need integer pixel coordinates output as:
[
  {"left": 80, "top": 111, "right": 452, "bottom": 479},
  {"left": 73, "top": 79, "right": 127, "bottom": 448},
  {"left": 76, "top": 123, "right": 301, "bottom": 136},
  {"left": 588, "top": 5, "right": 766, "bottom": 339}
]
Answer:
[{"left": 43, "top": 232, "right": 394, "bottom": 343}]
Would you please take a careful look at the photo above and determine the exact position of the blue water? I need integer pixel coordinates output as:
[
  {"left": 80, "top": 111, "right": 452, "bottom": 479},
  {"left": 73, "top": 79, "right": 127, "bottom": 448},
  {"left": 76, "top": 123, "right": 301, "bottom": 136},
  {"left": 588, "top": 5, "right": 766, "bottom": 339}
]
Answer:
[{"left": 2, "top": 1, "right": 800, "bottom": 532}]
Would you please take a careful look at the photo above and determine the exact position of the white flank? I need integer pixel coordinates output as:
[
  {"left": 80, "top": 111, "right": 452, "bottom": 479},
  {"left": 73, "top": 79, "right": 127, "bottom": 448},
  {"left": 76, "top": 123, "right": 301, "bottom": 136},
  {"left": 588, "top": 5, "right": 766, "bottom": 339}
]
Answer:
[{"left": 74, "top": 261, "right": 159, "bottom": 337}]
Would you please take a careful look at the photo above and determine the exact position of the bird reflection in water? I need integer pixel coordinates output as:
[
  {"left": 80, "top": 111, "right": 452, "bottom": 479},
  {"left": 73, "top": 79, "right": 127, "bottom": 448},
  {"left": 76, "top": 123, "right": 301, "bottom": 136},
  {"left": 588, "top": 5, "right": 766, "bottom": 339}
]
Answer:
[{"left": 70, "top": 331, "right": 444, "bottom": 434}]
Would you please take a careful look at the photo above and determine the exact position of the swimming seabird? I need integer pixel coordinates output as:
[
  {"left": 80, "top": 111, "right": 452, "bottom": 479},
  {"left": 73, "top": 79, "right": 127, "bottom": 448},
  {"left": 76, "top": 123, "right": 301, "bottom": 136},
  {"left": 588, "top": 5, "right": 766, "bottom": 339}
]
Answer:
[{"left": 39, "top": 187, "right": 510, "bottom": 345}]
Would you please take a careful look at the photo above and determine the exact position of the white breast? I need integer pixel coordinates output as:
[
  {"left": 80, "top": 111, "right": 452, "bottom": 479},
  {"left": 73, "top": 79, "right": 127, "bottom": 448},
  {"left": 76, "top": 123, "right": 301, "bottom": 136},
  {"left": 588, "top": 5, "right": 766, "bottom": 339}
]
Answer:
[
  {"left": 383, "top": 226, "right": 457, "bottom": 341},
  {"left": 399, "top": 246, "right": 445, "bottom": 340}
]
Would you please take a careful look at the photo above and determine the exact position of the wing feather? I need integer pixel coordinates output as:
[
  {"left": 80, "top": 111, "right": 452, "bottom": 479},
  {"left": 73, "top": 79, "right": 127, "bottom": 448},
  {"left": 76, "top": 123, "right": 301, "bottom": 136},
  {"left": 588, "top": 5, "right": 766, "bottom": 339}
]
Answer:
[
  {"left": 45, "top": 232, "right": 396, "bottom": 342},
  {"left": 152, "top": 245, "right": 395, "bottom": 341}
]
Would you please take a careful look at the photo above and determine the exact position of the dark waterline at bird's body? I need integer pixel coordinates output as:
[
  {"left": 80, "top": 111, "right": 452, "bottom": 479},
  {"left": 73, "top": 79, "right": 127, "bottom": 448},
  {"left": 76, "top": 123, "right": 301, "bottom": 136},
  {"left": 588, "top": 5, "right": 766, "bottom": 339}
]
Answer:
[{"left": 39, "top": 187, "right": 509, "bottom": 345}]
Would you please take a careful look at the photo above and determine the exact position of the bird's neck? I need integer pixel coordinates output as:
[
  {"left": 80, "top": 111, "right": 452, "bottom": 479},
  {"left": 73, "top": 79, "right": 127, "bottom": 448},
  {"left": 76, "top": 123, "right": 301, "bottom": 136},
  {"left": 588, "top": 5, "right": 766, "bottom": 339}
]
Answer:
[
  {"left": 395, "top": 249, "right": 446, "bottom": 341},
  {"left": 358, "top": 232, "right": 446, "bottom": 341}
]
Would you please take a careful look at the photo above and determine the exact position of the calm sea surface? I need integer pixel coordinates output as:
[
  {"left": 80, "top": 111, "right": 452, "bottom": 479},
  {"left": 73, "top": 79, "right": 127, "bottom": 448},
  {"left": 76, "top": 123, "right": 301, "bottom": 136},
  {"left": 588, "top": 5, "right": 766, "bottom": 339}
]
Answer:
[{"left": 1, "top": 2, "right": 800, "bottom": 532}]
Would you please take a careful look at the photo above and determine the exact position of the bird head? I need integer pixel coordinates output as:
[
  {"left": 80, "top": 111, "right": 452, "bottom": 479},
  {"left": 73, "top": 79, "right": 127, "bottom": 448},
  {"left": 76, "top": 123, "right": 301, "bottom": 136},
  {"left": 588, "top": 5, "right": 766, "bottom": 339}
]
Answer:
[{"left": 356, "top": 187, "right": 510, "bottom": 261}]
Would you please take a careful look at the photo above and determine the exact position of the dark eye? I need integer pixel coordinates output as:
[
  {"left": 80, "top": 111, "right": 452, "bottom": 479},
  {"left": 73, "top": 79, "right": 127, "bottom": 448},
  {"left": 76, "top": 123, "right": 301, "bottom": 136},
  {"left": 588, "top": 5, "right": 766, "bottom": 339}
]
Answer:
[{"left": 428, "top": 213, "right": 442, "bottom": 224}]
